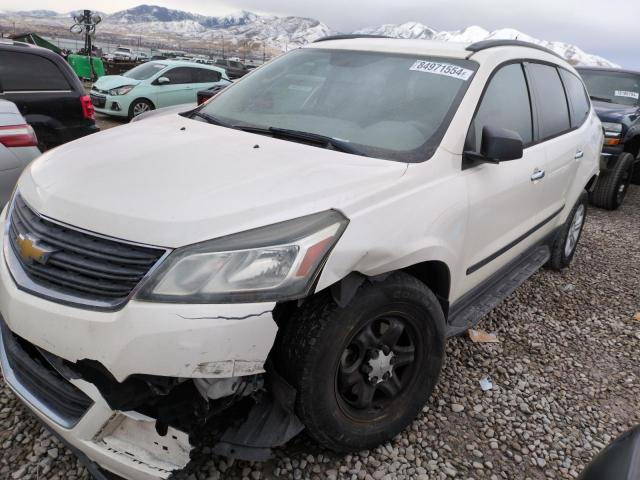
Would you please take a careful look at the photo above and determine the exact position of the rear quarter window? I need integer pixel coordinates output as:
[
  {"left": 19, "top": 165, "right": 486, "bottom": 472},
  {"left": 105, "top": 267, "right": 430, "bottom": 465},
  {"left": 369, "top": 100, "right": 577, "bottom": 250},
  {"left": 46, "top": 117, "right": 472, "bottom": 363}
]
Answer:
[
  {"left": 0, "top": 51, "right": 70, "bottom": 91},
  {"left": 526, "top": 63, "right": 571, "bottom": 140},
  {"left": 560, "top": 69, "right": 591, "bottom": 128}
]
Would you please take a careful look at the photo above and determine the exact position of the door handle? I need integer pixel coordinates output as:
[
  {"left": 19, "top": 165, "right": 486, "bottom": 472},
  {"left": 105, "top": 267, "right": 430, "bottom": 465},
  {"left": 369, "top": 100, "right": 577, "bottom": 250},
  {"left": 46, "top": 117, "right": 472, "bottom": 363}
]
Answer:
[
  {"left": 531, "top": 168, "right": 545, "bottom": 181},
  {"left": 575, "top": 150, "right": 584, "bottom": 159}
]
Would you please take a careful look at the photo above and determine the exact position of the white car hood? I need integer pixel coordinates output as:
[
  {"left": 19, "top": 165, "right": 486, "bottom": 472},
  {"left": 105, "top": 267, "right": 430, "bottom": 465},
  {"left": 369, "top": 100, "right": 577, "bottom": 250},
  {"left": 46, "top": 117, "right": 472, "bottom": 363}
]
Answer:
[{"left": 18, "top": 114, "right": 407, "bottom": 248}]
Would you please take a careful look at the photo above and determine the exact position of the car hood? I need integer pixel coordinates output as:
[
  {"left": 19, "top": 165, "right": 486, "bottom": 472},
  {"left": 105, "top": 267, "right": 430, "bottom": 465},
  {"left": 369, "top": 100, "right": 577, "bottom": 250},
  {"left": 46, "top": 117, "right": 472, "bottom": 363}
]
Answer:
[
  {"left": 592, "top": 100, "right": 640, "bottom": 125},
  {"left": 17, "top": 114, "right": 408, "bottom": 248},
  {"left": 93, "top": 75, "right": 142, "bottom": 91}
]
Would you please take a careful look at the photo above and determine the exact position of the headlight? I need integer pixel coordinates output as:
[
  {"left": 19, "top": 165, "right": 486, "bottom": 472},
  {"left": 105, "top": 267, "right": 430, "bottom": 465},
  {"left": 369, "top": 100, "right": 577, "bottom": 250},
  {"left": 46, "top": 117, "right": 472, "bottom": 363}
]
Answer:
[
  {"left": 602, "top": 122, "right": 623, "bottom": 137},
  {"left": 602, "top": 122, "right": 623, "bottom": 146},
  {"left": 108, "top": 85, "right": 135, "bottom": 96},
  {"left": 136, "top": 210, "right": 348, "bottom": 303}
]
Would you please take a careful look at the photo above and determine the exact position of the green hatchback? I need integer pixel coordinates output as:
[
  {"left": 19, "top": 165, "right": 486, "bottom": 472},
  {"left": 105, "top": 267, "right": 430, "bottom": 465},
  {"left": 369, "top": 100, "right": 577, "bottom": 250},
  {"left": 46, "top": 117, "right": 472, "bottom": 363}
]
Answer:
[{"left": 90, "top": 60, "right": 231, "bottom": 119}]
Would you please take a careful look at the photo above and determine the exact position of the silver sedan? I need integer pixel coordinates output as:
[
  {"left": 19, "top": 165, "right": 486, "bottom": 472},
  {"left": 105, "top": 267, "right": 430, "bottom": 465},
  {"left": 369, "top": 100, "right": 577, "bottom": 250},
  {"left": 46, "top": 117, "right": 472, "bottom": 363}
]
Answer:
[{"left": 0, "top": 100, "right": 40, "bottom": 208}]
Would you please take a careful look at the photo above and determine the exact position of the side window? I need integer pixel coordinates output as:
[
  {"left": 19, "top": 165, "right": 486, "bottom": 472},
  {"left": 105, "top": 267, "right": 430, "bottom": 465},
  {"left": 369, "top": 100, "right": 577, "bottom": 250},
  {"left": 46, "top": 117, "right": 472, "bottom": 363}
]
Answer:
[
  {"left": 163, "top": 67, "right": 194, "bottom": 84},
  {"left": 527, "top": 63, "right": 571, "bottom": 139},
  {"left": 195, "top": 68, "right": 222, "bottom": 83},
  {"left": 0, "top": 51, "right": 70, "bottom": 91},
  {"left": 466, "top": 63, "right": 533, "bottom": 152},
  {"left": 559, "top": 69, "right": 590, "bottom": 128}
]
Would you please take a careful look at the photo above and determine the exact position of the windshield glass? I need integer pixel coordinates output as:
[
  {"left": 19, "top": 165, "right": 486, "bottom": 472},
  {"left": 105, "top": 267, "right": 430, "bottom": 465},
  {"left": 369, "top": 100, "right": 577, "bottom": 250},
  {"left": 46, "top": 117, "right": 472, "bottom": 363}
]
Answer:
[
  {"left": 124, "top": 62, "right": 167, "bottom": 80},
  {"left": 580, "top": 70, "right": 640, "bottom": 107},
  {"left": 199, "top": 48, "right": 477, "bottom": 162}
]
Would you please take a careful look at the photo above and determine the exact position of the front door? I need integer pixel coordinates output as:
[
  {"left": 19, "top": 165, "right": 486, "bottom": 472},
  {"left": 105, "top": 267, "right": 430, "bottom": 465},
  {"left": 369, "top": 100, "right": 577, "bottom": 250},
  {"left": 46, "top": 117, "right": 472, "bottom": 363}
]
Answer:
[
  {"left": 461, "top": 62, "right": 551, "bottom": 293},
  {"left": 155, "top": 67, "right": 197, "bottom": 107}
]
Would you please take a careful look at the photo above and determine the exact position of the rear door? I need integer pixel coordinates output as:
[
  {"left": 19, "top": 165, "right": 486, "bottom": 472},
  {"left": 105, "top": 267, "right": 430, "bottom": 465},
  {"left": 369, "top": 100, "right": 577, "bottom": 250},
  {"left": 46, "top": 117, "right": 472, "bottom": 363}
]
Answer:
[
  {"left": 155, "top": 67, "right": 197, "bottom": 107},
  {"left": 462, "top": 62, "right": 547, "bottom": 289},
  {"left": 524, "top": 63, "right": 579, "bottom": 217}
]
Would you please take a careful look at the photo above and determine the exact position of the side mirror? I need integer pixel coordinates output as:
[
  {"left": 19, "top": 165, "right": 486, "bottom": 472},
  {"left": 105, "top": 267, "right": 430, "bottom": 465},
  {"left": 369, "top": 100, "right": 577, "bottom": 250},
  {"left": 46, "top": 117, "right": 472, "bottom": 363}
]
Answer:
[
  {"left": 465, "top": 125, "right": 524, "bottom": 164},
  {"left": 580, "top": 426, "right": 640, "bottom": 480},
  {"left": 156, "top": 76, "right": 170, "bottom": 85}
]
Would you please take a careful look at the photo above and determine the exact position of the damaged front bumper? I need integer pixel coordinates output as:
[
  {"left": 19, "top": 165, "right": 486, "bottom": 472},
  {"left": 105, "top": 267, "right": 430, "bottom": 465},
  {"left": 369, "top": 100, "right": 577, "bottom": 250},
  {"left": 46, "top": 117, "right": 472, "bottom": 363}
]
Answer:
[
  {"left": 0, "top": 223, "right": 302, "bottom": 478},
  {"left": 0, "top": 316, "right": 192, "bottom": 479}
]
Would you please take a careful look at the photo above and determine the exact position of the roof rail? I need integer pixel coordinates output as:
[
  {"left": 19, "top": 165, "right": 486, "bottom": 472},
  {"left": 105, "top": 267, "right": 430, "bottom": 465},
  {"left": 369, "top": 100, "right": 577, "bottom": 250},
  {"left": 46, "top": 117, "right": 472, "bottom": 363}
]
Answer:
[
  {"left": 466, "top": 39, "right": 563, "bottom": 60},
  {"left": 313, "top": 34, "right": 391, "bottom": 43}
]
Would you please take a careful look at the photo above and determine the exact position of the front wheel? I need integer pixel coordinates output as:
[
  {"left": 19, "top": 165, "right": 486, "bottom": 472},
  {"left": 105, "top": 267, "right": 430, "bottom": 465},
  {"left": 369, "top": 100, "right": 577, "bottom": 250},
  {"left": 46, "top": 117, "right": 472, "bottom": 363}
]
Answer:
[
  {"left": 276, "top": 272, "right": 445, "bottom": 452},
  {"left": 590, "top": 152, "right": 634, "bottom": 210},
  {"left": 128, "top": 99, "right": 154, "bottom": 120},
  {"left": 547, "top": 191, "right": 588, "bottom": 271}
]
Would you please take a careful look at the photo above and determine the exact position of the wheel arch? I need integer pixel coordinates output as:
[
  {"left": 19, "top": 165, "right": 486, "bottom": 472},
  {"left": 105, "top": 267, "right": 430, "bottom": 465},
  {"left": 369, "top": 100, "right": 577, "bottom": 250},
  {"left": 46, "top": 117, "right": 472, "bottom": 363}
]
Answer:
[
  {"left": 624, "top": 135, "right": 640, "bottom": 159},
  {"left": 585, "top": 174, "right": 599, "bottom": 192},
  {"left": 324, "top": 260, "right": 451, "bottom": 317}
]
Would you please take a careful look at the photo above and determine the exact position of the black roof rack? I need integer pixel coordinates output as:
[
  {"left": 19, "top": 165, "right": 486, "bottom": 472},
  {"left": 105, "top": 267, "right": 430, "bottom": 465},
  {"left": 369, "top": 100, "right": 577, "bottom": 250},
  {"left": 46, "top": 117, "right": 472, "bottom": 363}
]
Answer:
[
  {"left": 313, "top": 34, "right": 391, "bottom": 43},
  {"left": 466, "top": 39, "right": 563, "bottom": 60}
]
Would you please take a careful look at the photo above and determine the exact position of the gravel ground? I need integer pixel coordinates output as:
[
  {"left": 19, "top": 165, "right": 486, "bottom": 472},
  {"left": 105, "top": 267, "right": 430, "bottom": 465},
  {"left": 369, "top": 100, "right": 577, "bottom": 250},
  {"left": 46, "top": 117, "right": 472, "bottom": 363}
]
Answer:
[
  {"left": 94, "top": 112, "right": 127, "bottom": 131},
  {"left": 1, "top": 186, "right": 639, "bottom": 480}
]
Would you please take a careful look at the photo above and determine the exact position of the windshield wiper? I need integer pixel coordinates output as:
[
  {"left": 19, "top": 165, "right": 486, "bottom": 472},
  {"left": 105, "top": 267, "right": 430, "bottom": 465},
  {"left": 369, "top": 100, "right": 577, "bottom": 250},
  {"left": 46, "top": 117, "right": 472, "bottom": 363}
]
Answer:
[
  {"left": 589, "top": 95, "right": 612, "bottom": 103},
  {"left": 233, "top": 125, "right": 365, "bottom": 156},
  {"left": 190, "top": 111, "right": 232, "bottom": 127}
]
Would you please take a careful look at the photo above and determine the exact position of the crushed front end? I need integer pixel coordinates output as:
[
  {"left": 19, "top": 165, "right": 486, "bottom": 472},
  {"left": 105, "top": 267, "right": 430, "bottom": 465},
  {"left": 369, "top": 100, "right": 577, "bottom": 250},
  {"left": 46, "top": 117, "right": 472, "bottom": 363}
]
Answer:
[{"left": 0, "top": 197, "right": 315, "bottom": 479}]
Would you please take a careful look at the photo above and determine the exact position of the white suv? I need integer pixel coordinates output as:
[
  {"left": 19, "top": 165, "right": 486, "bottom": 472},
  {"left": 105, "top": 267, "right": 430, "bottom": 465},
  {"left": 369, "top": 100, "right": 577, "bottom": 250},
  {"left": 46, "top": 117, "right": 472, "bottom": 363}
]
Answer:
[{"left": 0, "top": 37, "right": 600, "bottom": 479}]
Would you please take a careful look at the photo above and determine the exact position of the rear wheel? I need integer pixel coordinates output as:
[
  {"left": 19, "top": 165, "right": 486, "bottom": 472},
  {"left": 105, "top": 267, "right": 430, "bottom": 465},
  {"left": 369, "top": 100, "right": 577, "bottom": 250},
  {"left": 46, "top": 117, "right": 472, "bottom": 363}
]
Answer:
[
  {"left": 276, "top": 272, "right": 445, "bottom": 452},
  {"left": 128, "top": 99, "right": 154, "bottom": 120},
  {"left": 547, "top": 191, "right": 588, "bottom": 271},
  {"left": 590, "top": 152, "right": 634, "bottom": 210}
]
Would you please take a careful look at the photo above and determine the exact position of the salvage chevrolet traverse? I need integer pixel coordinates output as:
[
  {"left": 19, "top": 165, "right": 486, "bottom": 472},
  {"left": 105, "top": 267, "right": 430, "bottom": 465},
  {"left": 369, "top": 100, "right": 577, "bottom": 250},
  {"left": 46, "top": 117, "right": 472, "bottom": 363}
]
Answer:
[{"left": 0, "top": 37, "right": 601, "bottom": 479}]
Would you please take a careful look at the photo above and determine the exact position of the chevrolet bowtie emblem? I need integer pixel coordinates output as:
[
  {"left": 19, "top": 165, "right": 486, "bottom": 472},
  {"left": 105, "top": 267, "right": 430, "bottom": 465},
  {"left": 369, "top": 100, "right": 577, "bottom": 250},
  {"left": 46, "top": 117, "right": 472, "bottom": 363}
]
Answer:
[{"left": 16, "top": 233, "right": 58, "bottom": 265}]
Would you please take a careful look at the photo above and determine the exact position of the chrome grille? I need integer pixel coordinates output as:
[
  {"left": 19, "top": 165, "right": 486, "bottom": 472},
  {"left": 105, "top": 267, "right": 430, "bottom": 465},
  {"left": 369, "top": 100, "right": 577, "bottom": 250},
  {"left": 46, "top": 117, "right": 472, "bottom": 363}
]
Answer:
[{"left": 6, "top": 195, "right": 167, "bottom": 310}]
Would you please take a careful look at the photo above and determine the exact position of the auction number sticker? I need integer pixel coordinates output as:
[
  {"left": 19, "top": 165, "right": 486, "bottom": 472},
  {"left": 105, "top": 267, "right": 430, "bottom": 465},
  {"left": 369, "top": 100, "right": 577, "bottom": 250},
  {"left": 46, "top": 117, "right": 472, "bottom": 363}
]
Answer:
[
  {"left": 410, "top": 60, "right": 474, "bottom": 81},
  {"left": 614, "top": 90, "right": 639, "bottom": 100}
]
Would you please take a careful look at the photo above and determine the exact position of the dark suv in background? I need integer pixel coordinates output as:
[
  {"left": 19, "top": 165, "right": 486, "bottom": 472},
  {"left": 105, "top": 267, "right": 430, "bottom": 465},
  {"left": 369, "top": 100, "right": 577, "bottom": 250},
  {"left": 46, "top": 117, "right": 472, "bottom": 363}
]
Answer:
[
  {"left": 214, "top": 58, "right": 250, "bottom": 79},
  {"left": 0, "top": 40, "right": 99, "bottom": 150},
  {"left": 577, "top": 67, "right": 640, "bottom": 209}
]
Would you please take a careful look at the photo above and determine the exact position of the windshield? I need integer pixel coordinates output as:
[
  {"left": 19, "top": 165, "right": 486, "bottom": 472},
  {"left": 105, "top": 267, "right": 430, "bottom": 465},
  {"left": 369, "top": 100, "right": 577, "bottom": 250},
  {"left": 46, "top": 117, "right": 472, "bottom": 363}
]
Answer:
[
  {"left": 124, "top": 62, "right": 167, "bottom": 80},
  {"left": 199, "top": 48, "right": 477, "bottom": 162},
  {"left": 579, "top": 70, "right": 640, "bottom": 107}
]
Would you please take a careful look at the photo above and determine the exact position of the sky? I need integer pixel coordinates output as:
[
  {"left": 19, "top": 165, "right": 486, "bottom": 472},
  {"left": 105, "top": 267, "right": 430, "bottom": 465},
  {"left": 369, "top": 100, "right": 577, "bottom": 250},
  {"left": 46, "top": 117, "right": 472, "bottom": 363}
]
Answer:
[{"left": 3, "top": 0, "right": 639, "bottom": 69}]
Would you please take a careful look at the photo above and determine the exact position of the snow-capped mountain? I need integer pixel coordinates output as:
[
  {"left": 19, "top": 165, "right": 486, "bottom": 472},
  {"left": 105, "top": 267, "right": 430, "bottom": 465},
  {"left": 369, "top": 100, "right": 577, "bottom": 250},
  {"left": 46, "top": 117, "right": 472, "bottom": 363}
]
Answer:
[
  {"left": 0, "top": 6, "right": 617, "bottom": 67},
  {"left": 0, "top": 5, "right": 334, "bottom": 51},
  {"left": 356, "top": 23, "right": 618, "bottom": 68}
]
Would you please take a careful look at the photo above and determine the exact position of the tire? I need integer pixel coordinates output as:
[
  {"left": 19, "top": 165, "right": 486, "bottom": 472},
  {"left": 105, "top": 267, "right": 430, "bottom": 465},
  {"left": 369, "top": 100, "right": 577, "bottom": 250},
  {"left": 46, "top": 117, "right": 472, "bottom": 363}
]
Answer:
[
  {"left": 590, "top": 152, "right": 634, "bottom": 210},
  {"left": 128, "top": 99, "right": 154, "bottom": 120},
  {"left": 276, "top": 272, "right": 446, "bottom": 452},
  {"left": 547, "top": 191, "right": 588, "bottom": 271},
  {"left": 632, "top": 153, "right": 640, "bottom": 185}
]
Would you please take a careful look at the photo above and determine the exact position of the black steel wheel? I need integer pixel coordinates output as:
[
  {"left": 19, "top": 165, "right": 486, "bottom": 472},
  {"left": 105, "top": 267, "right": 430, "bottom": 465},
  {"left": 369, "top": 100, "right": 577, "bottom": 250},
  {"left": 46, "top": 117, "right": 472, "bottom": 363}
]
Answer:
[
  {"left": 276, "top": 272, "right": 446, "bottom": 452},
  {"left": 336, "top": 314, "right": 419, "bottom": 419}
]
